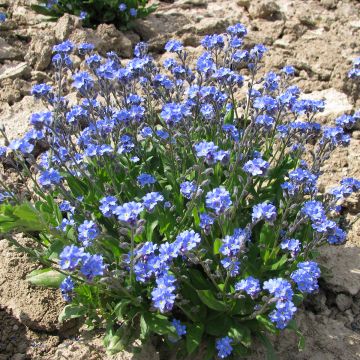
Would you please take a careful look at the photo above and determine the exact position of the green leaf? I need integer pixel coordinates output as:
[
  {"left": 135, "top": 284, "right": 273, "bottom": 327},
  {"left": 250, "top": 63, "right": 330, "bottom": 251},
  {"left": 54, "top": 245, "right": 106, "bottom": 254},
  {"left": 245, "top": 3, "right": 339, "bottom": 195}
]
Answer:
[
  {"left": 104, "top": 326, "right": 128, "bottom": 354},
  {"left": 287, "top": 320, "right": 305, "bottom": 351},
  {"left": 257, "top": 333, "right": 278, "bottom": 360},
  {"left": 256, "top": 315, "right": 277, "bottom": 334},
  {"left": 224, "top": 108, "right": 234, "bottom": 124},
  {"left": 26, "top": 268, "right": 65, "bottom": 288},
  {"left": 213, "top": 238, "right": 222, "bottom": 255},
  {"left": 58, "top": 304, "right": 86, "bottom": 322},
  {"left": 293, "top": 293, "right": 304, "bottom": 306},
  {"left": 228, "top": 322, "right": 252, "bottom": 348},
  {"left": 140, "top": 314, "right": 149, "bottom": 340},
  {"left": 197, "top": 290, "right": 228, "bottom": 312},
  {"left": 269, "top": 254, "right": 288, "bottom": 271},
  {"left": 188, "top": 269, "right": 212, "bottom": 290},
  {"left": 146, "top": 219, "right": 158, "bottom": 243},
  {"left": 114, "top": 300, "right": 131, "bottom": 321},
  {"left": 205, "top": 314, "right": 232, "bottom": 336},
  {"left": 143, "top": 313, "right": 176, "bottom": 336},
  {"left": 186, "top": 323, "right": 204, "bottom": 354}
]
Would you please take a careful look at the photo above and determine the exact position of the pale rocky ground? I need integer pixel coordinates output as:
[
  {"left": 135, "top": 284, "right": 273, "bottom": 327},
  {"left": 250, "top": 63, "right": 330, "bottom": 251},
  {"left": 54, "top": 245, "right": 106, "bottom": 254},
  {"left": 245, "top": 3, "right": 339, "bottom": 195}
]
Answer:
[{"left": 0, "top": 0, "right": 360, "bottom": 359}]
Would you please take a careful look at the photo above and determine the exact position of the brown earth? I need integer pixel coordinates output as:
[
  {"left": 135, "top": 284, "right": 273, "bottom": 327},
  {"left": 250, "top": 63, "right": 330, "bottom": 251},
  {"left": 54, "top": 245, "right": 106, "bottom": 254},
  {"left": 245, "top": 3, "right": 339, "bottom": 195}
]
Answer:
[{"left": 0, "top": 0, "right": 360, "bottom": 359}]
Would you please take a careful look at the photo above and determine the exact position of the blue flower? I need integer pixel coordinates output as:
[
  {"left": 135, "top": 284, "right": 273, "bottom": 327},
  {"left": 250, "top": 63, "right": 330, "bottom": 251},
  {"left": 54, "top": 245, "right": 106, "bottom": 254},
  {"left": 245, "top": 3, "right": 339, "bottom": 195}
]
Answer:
[
  {"left": 31, "top": 83, "right": 52, "bottom": 99},
  {"left": 235, "top": 276, "right": 261, "bottom": 297},
  {"left": 119, "top": 3, "right": 127, "bottom": 11},
  {"left": 252, "top": 202, "right": 277, "bottom": 224},
  {"left": 180, "top": 181, "right": 198, "bottom": 199},
  {"left": 80, "top": 254, "right": 106, "bottom": 279},
  {"left": 220, "top": 228, "right": 249, "bottom": 257},
  {"left": 165, "top": 39, "right": 183, "bottom": 53},
  {"left": 0, "top": 12, "right": 6, "bottom": 22},
  {"left": 255, "top": 114, "right": 274, "bottom": 129},
  {"left": 291, "top": 261, "right": 320, "bottom": 293},
  {"left": 137, "top": 173, "right": 156, "bottom": 187},
  {"left": 243, "top": 157, "right": 269, "bottom": 176},
  {"left": 282, "top": 65, "right": 295, "bottom": 76},
  {"left": 60, "top": 245, "right": 85, "bottom": 271},
  {"left": 78, "top": 42, "right": 94, "bottom": 55},
  {"left": 142, "top": 192, "right": 164, "bottom": 211},
  {"left": 253, "top": 95, "right": 277, "bottom": 113},
  {"left": 264, "top": 72, "right": 280, "bottom": 92},
  {"left": 227, "top": 23, "right": 247, "bottom": 37},
  {"left": 205, "top": 187, "right": 232, "bottom": 215},
  {"left": 53, "top": 40, "right": 74, "bottom": 54},
  {"left": 194, "top": 141, "right": 218, "bottom": 163},
  {"left": 72, "top": 71, "right": 94, "bottom": 93},
  {"left": 221, "top": 257, "right": 240, "bottom": 277},
  {"left": 269, "top": 300, "right": 297, "bottom": 329},
  {"left": 335, "top": 114, "right": 356, "bottom": 129},
  {"left": 327, "top": 227, "right": 347, "bottom": 245},
  {"left": 38, "top": 169, "right": 62, "bottom": 187},
  {"left": 200, "top": 213, "right": 214, "bottom": 231},
  {"left": 79, "top": 11, "right": 87, "bottom": 20},
  {"left": 129, "top": 8, "right": 137, "bottom": 17},
  {"left": 60, "top": 276, "right": 74, "bottom": 302},
  {"left": 216, "top": 336, "right": 233, "bottom": 359},
  {"left": 201, "top": 34, "right": 225, "bottom": 50},
  {"left": 172, "top": 319, "right": 186, "bottom": 337},
  {"left": 301, "top": 200, "right": 325, "bottom": 222},
  {"left": 29, "top": 112, "right": 53, "bottom": 130},
  {"left": 161, "top": 102, "right": 190, "bottom": 126},
  {"left": 114, "top": 201, "right": 144, "bottom": 225},
  {"left": 99, "top": 196, "right": 118, "bottom": 217},
  {"left": 78, "top": 220, "right": 99, "bottom": 247},
  {"left": 9, "top": 138, "right": 34, "bottom": 154},
  {"left": 151, "top": 273, "right": 176, "bottom": 313},
  {"left": 280, "top": 238, "right": 301, "bottom": 257},
  {"left": 263, "top": 278, "right": 293, "bottom": 301},
  {"left": 175, "top": 229, "right": 201, "bottom": 253}
]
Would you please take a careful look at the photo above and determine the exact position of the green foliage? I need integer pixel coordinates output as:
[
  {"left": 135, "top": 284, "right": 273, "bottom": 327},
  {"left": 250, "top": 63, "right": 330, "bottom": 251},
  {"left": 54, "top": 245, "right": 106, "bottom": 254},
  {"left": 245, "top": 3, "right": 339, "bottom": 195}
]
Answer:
[{"left": 31, "top": 0, "right": 156, "bottom": 29}]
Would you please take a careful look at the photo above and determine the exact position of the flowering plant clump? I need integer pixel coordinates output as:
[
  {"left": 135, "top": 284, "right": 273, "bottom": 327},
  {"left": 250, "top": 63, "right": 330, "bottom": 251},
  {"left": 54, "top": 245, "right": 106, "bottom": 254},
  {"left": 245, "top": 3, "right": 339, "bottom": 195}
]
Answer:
[
  {"left": 31, "top": 0, "right": 156, "bottom": 28},
  {"left": 1, "top": 24, "right": 360, "bottom": 359}
]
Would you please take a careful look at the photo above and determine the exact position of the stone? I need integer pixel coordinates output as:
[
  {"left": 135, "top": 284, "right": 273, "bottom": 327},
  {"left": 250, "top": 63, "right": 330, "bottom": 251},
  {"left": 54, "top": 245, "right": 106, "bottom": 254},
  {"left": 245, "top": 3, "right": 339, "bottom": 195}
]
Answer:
[
  {"left": 237, "top": 0, "right": 251, "bottom": 9},
  {"left": 0, "top": 62, "right": 31, "bottom": 81},
  {"left": 133, "top": 13, "right": 189, "bottom": 41},
  {"left": 0, "top": 38, "right": 22, "bottom": 61},
  {"left": 319, "top": 245, "right": 360, "bottom": 296},
  {"left": 320, "top": 0, "right": 338, "bottom": 10},
  {"left": 54, "top": 14, "right": 82, "bottom": 42},
  {"left": 0, "top": 238, "right": 76, "bottom": 332},
  {"left": 12, "top": 354, "right": 26, "bottom": 360},
  {"left": 336, "top": 293, "right": 353, "bottom": 312},
  {"left": 25, "top": 33, "right": 55, "bottom": 71},
  {"left": 249, "top": 1, "right": 283, "bottom": 21},
  {"left": 301, "top": 88, "right": 353, "bottom": 124},
  {"left": 95, "top": 24, "right": 133, "bottom": 58}
]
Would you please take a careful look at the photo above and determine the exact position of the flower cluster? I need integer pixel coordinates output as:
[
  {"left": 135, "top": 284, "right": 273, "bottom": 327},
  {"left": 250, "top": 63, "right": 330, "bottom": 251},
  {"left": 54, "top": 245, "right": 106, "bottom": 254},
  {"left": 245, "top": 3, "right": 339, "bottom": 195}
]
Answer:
[{"left": 1, "top": 23, "right": 359, "bottom": 359}]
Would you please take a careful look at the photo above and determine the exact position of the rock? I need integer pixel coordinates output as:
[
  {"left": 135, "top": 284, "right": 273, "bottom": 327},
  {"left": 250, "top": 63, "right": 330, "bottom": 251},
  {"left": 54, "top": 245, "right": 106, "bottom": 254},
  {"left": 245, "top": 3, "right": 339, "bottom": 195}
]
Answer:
[
  {"left": 319, "top": 245, "right": 360, "bottom": 296},
  {"left": 0, "top": 238, "right": 75, "bottom": 332},
  {"left": 237, "top": 0, "right": 251, "bottom": 9},
  {"left": 12, "top": 354, "right": 26, "bottom": 360},
  {"left": 25, "top": 34, "right": 55, "bottom": 71},
  {"left": 0, "top": 38, "right": 22, "bottom": 61},
  {"left": 0, "top": 62, "right": 31, "bottom": 81},
  {"left": 336, "top": 294, "right": 353, "bottom": 312},
  {"left": 0, "top": 95, "right": 45, "bottom": 139},
  {"left": 54, "top": 14, "right": 82, "bottom": 42},
  {"left": 301, "top": 88, "right": 353, "bottom": 124},
  {"left": 249, "top": 1, "right": 283, "bottom": 21},
  {"left": 133, "top": 13, "right": 189, "bottom": 41},
  {"left": 95, "top": 24, "right": 133, "bottom": 58},
  {"left": 320, "top": 0, "right": 338, "bottom": 10}
]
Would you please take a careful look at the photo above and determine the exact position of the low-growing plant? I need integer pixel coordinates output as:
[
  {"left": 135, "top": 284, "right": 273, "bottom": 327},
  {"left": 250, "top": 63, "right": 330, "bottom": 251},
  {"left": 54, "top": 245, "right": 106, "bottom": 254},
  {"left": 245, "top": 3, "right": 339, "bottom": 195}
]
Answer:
[
  {"left": 31, "top": 0, "right": 156, "bottom": 29},
  {"left": 1, "top": 24, "right": 360, "bottom": 359}
]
